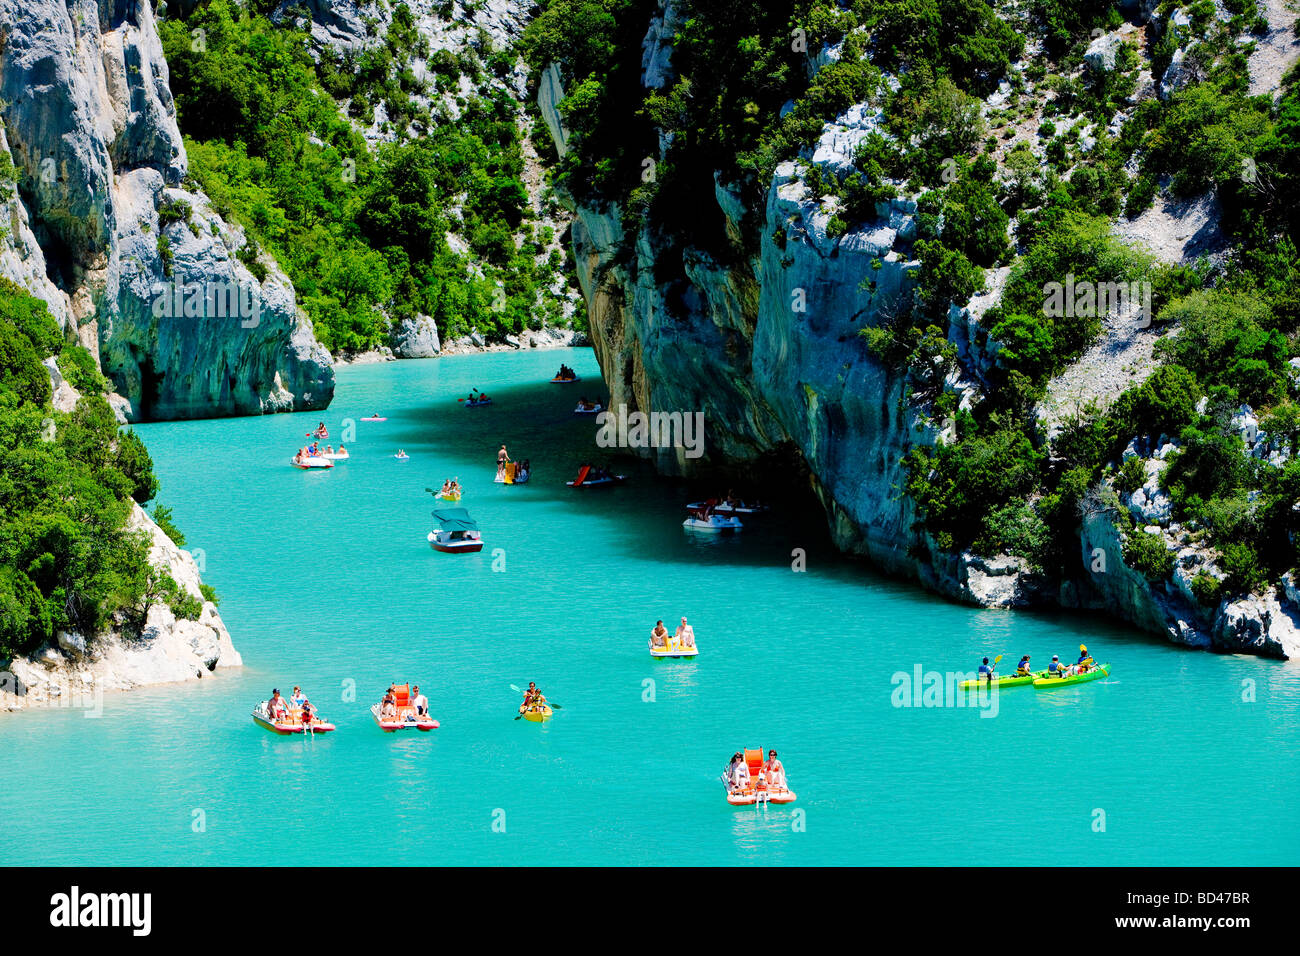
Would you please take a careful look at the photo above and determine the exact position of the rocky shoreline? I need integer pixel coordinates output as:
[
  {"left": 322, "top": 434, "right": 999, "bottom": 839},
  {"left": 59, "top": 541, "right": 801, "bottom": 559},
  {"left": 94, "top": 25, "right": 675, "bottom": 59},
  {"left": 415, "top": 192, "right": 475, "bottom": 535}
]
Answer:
[
  {"left": 334, "top": 325, "right": 590, "bottom": 366},
  {"left": 0, "top": 504, "right": 242, "bottom": 714}
]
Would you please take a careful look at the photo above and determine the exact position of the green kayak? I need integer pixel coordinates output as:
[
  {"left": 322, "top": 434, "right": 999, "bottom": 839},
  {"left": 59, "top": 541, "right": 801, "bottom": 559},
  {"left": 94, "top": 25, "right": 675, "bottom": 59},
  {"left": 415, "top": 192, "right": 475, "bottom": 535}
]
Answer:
[
  {"left": 1033, "top": 663, "right": 1111, "bottom": 688},
  {"left": 959, "top": 670, "right": 1048, "bottom": 691}
]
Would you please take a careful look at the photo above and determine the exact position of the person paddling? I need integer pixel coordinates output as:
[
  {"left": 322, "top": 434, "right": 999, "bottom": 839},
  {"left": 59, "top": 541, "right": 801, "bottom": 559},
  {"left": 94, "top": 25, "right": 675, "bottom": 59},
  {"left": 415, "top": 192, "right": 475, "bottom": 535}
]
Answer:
[
  {"left": 1015, "top": 655, "right": 1033, "bottom": 677},
  {"left": 1076, "top": 644, "right": 1095, "bottom": 674}
]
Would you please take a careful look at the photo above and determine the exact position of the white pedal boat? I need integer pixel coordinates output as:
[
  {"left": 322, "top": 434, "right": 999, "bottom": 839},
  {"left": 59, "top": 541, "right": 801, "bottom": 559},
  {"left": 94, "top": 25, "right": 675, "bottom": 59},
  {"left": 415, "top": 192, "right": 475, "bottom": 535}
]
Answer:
[
  {"left": 292, "top": 456, "right": 334, "bottom": 469},
  {"left": 574, "top": 402, "right": 603, "bottom": 414},
  {"left": 685, "top": 500, "right": 768, "bottom": 516},
  {"left": 683, "top": 514, "right": 743, "bottom": 534}
]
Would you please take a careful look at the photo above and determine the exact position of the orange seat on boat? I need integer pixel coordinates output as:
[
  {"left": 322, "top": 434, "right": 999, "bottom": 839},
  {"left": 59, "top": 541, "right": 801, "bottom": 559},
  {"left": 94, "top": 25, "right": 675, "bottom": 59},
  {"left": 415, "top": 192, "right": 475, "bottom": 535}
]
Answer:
[
  {"left": 393, "top": 684, "right": 411, "bottom": 707},
  {"left": 744, "top": 748, "right": 764, "bottom": 781}
]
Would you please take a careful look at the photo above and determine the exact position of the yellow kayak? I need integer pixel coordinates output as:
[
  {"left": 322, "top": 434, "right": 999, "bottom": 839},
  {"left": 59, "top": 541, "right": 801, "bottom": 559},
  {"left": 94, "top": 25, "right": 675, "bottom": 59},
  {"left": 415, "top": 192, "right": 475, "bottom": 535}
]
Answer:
[{"left": 521, "top": 705, "right": 552, "bottom": 722}]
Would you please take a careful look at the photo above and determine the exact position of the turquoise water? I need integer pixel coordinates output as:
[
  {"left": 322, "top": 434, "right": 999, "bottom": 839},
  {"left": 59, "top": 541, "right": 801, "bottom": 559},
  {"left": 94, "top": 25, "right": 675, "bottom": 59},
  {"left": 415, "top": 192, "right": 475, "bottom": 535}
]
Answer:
[{"left": 2, "top": 348, "right": 1298, "bottom": 866}]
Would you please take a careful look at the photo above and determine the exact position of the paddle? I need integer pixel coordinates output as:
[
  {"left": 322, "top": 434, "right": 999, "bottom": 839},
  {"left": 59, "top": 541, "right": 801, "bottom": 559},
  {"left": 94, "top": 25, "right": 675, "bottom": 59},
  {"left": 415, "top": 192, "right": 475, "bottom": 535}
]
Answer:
[{"left": 509, "top": 683, "right": 560, "bottom": 717}]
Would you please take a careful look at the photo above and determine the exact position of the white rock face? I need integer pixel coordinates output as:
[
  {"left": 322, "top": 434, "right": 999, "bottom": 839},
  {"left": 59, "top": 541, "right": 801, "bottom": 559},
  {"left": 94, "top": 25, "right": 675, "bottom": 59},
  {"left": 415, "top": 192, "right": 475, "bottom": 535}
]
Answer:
[
  {"left": 392, "top": 314, "right": 442, "bottom": 358},
  {"left": 1, "top": 504, "right": 242, "bottom": 712},
  {"left": 1084, "top": 34, "right": 1122, "bottom": 73},
  {"left": 0, "top": 0, "right": 334, "bottom": 421},
  {"left": 536, "top": 3, "right": 1297, "bottom": 659}
]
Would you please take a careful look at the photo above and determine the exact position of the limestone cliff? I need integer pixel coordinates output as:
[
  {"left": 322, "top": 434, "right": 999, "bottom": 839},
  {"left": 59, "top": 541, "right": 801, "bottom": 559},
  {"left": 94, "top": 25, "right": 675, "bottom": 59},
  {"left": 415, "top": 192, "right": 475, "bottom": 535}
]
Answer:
[
  {"left": 0, "top": 0, "right": 334, "bottom": 421},
  {"left": 538, "top": 0, "right": 1300, "bottom": 659}
]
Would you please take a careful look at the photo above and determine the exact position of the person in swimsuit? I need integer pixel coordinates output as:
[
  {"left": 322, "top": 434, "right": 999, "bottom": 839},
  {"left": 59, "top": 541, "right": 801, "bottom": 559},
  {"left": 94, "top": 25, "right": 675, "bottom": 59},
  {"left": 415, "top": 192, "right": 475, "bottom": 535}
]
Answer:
[
  {"left": 730, "top": 752, "right": 750, "bottom": 791},
  {"left": 763, "top": 750, "right": 786, "bottom": 790},
  {"left": 650, "top": 620, "right": 669, "bottom": 648},
  {"left": 519, "top": 682, "right": 545, "bottom": 714},
  {"left": 674, "top": 617, "right": 695, "bottom": 649}
]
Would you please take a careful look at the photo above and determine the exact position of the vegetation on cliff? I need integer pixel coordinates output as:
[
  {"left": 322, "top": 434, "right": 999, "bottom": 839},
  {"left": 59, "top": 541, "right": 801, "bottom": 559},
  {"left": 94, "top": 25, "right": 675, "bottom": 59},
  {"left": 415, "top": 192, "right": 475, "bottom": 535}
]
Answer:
[
  {"left": 526, "top": 0, "right": 1300, "bottom": 604},
  {"left": 0, "top": 281, "right": 200, "bottom": 662},
  {"left": 162, "top": 0, "right": 574, "bottom": 354}
]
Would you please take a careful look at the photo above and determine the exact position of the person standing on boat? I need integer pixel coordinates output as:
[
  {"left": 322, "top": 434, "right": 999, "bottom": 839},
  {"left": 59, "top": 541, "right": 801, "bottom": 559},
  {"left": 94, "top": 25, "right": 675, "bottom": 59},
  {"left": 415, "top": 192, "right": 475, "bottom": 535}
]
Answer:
[
  {"left": 412, "top": 685, "right": 429, "bottom": 717},
  {"left": 1015, "top": 655, "right": 1033, "bottom": 677},
  {"left": 978, "top": 657, "right": 995, "bottom": 686},
  {"left": 675, "top": 617, "right": 695, "bottom": 649},
  {"left": 497, "top": 445, "right": 510, "bottom": 480}
]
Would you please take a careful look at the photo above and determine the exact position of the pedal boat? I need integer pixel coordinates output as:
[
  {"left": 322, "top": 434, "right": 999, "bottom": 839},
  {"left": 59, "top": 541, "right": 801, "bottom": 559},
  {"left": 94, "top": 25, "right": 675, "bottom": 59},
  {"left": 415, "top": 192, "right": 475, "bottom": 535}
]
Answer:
[
  {"left": 291, "top": 456, "right": 333, "bottom": 470},
  {"left": 371, "top": 684, "right": 439, "bottom": 731},
  {"left": 725, "top": 748, "right": 796, "bottom": 805},
  {"left": 683, "top": 513, "right": 743, "bottom": 534},
  {"left": 650, "top": 630, "right": 699, "bottom": 658},
  {"left": 252, "top": 700, "right": 336, "bottom": 734}
]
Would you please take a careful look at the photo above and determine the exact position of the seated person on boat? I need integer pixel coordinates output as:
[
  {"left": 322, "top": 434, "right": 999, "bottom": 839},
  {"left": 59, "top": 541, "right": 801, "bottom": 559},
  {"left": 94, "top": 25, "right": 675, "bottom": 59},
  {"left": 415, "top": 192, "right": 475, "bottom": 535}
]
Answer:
[
  {"left": 1016, "top": 655, "right": 1033, "bottom": 676},
  {"left": 763, "top": 750, "right": 786, "bottom": 789},
  {"left": 674, "top": 617, "right": 696, "bottom": 649},
  {"left": 519, "top": 682, "right": 546, "bottom": 714},
  {"left": 650, "top": 620, "right": 669, "bottom": 648}
]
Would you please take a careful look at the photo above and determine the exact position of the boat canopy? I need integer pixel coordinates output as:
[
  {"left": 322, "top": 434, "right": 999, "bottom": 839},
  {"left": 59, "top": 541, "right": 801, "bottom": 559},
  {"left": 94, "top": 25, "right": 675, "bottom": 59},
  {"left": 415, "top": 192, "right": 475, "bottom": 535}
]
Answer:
[{"left": 432, "top": 507, "right": 479, "bottom": 531}]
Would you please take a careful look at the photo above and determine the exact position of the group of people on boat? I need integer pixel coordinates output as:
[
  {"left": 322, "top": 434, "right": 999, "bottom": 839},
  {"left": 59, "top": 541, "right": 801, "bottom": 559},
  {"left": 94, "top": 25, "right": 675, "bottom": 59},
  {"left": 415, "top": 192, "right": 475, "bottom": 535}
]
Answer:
[
  {"left": 575, "top": 397, "right": 601, "bottom": 412},
  {"left": 649, "top": 617, "right": 696, "bottom": 651},
  {"left": 495, "top": 445, "right": 530, "bottom": 482},
  {"left": 976, "top": 645, "right": 1098, "bottom": 683},
  {"left": 378, "top": 683, "right": 429, "bottom": 720},
  {"left": 267, "top": 686, "right": 316, "bottom": 725},
  {"left": 725, "top": 750, "right": 786, "bottom": 791},
  {"left": 310, "top": 422, "right": 328, "bottom": 439},
  {"left": 554, "top": 364, "right": 577, "bottom": 381},
  {"left": 466, "top": 388, "right": 491, "bottom": 404},
  {"left": 437, "top": 478, "right": 463, "bottom": 497},
  {"left": 576, "top": 463, "right": 616, "bottom": 481},
  {"left": 292, "top": 441, "right": 346, "bottom": 465},
  {"left": 518, "top": 681, "right": 547, "bottom": 715}
]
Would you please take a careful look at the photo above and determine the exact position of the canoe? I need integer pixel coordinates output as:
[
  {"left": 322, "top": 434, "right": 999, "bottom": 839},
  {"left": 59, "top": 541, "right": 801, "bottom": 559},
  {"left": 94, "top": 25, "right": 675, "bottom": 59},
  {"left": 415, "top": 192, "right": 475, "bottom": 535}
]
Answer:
[
  {"left": 567, "top": 475, "right": 624, "bottom": 488},
  {"left": 434, "top": 491, "right": 461, "bottom": 501},
  {"left": 464, "top": 399, "right": 493, "bottom": 407},
  {"left": 574, "top": 403, "right": 603, "bottom": 414},
  {"left": 1033, "top": 663, "right": 1111, "bottom": 689},
  {"left": 521, "top": 705, "right": 552, "bottom": 722},
  {"left": 360, "top": 416, "right": 387, "bottom": 422},
  {"left": 958, "top": 670, "right": 1048, "bottom": 691}
]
